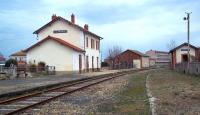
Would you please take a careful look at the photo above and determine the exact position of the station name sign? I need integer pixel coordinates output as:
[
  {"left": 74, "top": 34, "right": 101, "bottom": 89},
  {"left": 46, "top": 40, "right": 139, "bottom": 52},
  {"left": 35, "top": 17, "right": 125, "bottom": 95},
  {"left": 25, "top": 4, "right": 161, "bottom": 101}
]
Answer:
[
  {"left": 53, "top": 30, "right": 68, "bottom": 34},
  {"left": 181, "top": 49, "right": 190, "bottom": 51}
]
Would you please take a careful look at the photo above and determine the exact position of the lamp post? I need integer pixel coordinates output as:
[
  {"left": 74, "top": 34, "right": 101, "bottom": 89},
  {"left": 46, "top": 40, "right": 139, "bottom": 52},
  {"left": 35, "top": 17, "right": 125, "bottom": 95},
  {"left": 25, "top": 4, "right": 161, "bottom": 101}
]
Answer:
[{"left": 183, "top": 12, "right": 192, "bottom": 73}]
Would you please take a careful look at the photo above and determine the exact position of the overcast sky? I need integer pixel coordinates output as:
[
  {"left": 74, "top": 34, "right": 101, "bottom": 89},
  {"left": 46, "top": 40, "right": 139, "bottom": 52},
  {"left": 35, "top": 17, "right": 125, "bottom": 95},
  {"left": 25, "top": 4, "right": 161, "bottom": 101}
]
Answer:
[{"left": 0, "top": 0, "right": 199, "bottom": 59}]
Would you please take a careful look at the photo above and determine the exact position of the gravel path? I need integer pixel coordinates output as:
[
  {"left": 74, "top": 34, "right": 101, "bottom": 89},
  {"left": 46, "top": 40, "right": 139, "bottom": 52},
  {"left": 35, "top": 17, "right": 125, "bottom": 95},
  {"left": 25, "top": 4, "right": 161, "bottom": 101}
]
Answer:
[{"left": 22, "top": 74, "right": 131, "bottom": 115}]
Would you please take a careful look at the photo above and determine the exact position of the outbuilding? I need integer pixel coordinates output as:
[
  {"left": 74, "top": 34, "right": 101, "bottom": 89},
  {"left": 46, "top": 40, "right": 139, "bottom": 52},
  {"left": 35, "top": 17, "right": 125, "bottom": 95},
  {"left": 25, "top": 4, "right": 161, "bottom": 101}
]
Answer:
[
  {"left": 10, "top": 50, "right": 26, "bottom": 62},
  {"left": 169, "top": 43, "right": 199, "bottom": 68},
  {"left": 114, "top": 49, "right": 149, "bottom": 69}
]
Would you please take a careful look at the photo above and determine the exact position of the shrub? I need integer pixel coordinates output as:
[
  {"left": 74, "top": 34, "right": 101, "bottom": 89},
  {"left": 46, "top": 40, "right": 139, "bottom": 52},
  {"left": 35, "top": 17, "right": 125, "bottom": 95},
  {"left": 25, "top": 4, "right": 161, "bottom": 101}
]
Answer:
[
  {"left": 101, "top": 62, "right": 108, "bottom": 67},
  {"left": 30, "top": 64, "right": 37, "bottom": 72},
  {"left": 5, "top": 59, "right": 17, "bottom": 67},
  {"left": 38, "top": 61, "right": 46, "bottom": 67},
  {"left": 38, "top": 61, "right": 46, "bottom": 71}
]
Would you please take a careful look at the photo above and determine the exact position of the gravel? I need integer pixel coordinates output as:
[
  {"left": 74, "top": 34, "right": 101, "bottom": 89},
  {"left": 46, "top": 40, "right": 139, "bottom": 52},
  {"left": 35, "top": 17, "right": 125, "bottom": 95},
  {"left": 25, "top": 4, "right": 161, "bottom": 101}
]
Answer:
[{"left": 22, "top": 75, "right": 131, "bottom": 115}]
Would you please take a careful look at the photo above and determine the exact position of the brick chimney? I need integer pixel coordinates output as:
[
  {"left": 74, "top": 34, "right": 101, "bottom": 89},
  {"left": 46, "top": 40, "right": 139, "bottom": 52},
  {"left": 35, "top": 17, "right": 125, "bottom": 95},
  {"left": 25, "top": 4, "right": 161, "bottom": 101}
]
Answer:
[
  {"left": 84, "top": 24, "right": 89, "bottom": 31},
  {"left": 52, "top": 14, "right": 57, "bottom": 20},
  {"left": 71, "top": 14, "right": 75, "bottom": 24}
]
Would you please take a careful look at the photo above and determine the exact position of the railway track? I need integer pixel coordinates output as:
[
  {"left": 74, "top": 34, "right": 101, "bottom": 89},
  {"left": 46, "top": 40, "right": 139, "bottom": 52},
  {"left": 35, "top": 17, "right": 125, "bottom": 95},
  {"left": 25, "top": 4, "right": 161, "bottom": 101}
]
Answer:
[{"left": 0, "top": 68, "right": 150, "bottom": 115}]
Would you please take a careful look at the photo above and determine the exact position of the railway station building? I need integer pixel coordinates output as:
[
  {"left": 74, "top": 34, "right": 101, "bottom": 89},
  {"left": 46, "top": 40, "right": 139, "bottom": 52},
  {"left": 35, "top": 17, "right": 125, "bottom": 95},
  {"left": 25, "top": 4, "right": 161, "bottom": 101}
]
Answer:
[{"left": 20, "top": 14, "right": 102, "bottom": 72}]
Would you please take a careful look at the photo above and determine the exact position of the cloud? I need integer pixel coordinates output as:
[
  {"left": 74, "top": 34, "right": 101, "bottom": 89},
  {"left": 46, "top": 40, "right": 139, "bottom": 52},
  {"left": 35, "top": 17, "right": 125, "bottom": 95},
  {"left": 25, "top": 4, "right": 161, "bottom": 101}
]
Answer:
[{"left": 0, "top": 0, "right": 200, "bottom": 59}]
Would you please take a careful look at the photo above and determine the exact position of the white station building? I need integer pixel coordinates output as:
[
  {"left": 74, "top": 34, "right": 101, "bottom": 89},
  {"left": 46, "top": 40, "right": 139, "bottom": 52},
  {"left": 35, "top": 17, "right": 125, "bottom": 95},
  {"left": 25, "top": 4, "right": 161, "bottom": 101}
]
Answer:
[{"left": 24, "top": 14, "right": 103, "bottom": 72}]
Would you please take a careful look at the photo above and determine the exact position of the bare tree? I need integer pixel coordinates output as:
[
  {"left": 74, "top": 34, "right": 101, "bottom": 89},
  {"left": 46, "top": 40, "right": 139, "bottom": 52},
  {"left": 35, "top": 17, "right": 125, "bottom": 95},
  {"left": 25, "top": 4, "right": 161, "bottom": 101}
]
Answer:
[
  {"left": 167, "top": 40, "right": 176, "bottom": 51},
  {"left": 106, "top": 45, "right": 122, "bottom": 69}
]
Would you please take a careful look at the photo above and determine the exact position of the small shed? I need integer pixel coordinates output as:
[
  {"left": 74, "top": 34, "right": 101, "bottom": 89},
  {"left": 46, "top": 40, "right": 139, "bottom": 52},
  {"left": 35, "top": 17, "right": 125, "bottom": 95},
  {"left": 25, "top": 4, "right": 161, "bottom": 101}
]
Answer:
[
  {"left": 169, "top": 43, "right": 199, "bottom": 68},
  {"left": 114, "top": 49, "right": 149, "bottom": 69}
]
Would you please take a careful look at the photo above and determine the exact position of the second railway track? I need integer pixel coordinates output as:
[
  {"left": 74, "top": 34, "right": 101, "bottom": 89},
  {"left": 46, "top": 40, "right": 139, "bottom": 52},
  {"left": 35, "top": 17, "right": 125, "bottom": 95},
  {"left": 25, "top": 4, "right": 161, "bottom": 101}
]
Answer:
[{"left": 0, "top": 68, "right": 151, "bottom": 115}]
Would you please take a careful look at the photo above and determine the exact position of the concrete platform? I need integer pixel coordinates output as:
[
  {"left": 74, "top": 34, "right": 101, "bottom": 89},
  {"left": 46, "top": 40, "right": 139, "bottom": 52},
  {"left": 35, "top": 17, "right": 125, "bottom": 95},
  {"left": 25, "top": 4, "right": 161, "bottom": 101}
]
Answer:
[{"left": 0, "top": 69, "right": 120, "bottom": 97}]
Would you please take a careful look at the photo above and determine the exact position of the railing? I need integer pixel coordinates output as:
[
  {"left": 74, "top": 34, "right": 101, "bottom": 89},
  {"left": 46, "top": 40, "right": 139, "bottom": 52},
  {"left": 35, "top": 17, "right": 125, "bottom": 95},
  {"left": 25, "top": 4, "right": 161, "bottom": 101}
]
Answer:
[
  {"left": 175, "top": 62, "right": 200, "bottom": 75},
  {"left": 0, "top": 65, "right": 56, "bottom": 79}
]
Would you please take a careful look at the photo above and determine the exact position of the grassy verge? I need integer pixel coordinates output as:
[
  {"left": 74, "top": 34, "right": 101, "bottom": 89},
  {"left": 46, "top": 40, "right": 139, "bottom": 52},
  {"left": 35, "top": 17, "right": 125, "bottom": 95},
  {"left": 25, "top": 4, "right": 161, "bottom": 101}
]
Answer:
[
  {"left": 96, "top": 72, "right": 151, "bottom": 115},
  {"left": 148, "top": 69, "right": 200, "bottom": 114}
]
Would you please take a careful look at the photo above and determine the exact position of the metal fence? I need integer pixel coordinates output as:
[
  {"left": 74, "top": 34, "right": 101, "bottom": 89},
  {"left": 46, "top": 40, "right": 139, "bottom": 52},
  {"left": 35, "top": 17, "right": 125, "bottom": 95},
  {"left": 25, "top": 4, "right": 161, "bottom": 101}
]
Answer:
[{"left": 175, "top": 62, "right": 200, "bottom": 75}]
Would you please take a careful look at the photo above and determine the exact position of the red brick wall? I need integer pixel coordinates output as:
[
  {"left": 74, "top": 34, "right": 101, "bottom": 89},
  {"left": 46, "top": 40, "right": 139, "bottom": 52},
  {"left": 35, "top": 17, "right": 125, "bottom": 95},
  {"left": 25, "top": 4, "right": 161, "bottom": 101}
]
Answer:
[
  {"left": 114, "top": 50, "right": 141, "bottom": 69},
  {"left": 171, "top": 51, "right": 176, "bottom": 69},
  {"left": 195, "top": 49, "right": 199, "bottom": 61}
]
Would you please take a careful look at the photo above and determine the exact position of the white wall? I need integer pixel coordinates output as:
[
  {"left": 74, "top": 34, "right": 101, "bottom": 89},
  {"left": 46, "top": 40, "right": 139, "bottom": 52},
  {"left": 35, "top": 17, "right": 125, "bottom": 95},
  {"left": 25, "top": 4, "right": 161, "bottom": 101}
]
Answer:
[
  {"left": 84, "top": 34, "right": 101, "bottom": 69},
  {"left": 37, "top": 20, "right": 82, "bottom": 48},
  {"left": 133, "top": 59, "right": 141, "bottom": 68},
  {"left": 36, "top": 19, "right": 101, "bottom": 70},
  {"left": 176, "top": 46, "right": 196, "bottom": 63},
  {"left": 10, "top": 56, "right": 26, "bottom": 62},
  {"left": 72, "top": 53, "right": 85, "bottom": 71},
  {"left": 142, "top": 57, "right": 149, "bottom": 67},
  {"left": 27, "top": 39, "right": 83, "bottom": 71}
]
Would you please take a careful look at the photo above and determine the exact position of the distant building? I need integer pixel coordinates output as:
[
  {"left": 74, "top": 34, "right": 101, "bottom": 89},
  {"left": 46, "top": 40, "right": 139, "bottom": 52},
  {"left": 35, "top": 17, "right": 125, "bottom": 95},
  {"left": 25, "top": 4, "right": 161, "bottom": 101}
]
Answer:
[
  {"left": 169, "top": 43, "right": 199, "bottom": 68},
  {"left": 10, "top": 50, "right": 26, "bottom": 62},
  {"left": 0, "top": 52, "right": 6, "bottom": 66},
  {"left": 145, "top": 50, "right": 171, "bottom": 67},
  {"left": 114, "top": 49, "right": 149, "bottom": 69}
]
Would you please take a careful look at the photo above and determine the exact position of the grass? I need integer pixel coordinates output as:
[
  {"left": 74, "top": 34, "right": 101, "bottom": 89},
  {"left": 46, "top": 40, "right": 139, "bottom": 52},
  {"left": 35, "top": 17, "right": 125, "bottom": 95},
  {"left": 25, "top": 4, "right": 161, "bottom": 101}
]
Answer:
[
  {"left": 96, "top": 72, "right": 151, "bottom": 115},
  {"left": 148, "top": 69, "right": 200, "bottom": 114}
]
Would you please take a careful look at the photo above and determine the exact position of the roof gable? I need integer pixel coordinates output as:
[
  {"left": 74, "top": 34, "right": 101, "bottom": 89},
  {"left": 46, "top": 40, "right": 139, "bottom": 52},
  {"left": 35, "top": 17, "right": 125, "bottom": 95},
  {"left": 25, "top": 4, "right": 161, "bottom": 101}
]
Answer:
[
  {"left": 118, "top": 49, "right": 149, "bottom": 58},
  {"left": 169, "top": 42, "right": 198, "bottom": 53},
  {"left": 33, "top": 16, "right": 103, "bottom": 39},
  {"left": 10, "top": 51, "right": 26, "bottom": 56},
  {"left": 24, "top": 36, "right": 85, "bottom": 53}
]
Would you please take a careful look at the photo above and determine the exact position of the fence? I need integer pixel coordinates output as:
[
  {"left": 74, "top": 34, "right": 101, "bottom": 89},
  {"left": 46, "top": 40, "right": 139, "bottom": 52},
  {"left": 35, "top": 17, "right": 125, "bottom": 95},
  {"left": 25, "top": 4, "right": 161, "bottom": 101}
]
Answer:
[
  {"left": 175, "top": 62, "right": 200, "bottom": 75},
  {"left": 0, "top": 65, "right": 17, "bottom": 79},
  {"left": 0, "top": 65, "right": 56, "bottom": 79}
]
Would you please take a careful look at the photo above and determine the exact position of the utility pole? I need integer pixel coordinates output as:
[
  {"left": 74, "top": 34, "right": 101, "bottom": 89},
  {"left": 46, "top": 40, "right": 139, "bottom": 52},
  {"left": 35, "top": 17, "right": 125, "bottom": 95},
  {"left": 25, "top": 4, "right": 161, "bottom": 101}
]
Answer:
[{"left": 183, "top": 12, "right": 192, "bottom": 73}]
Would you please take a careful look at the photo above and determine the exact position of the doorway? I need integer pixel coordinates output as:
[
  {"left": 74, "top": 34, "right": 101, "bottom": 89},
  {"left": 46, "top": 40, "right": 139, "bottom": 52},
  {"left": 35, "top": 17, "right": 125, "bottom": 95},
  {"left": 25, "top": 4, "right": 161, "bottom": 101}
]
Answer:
[
  {"left": 92, "top": 56, "right": 94, "bottom": 71},
  {"left": 182, "top": 54, "right": 188, "bottom": 62},
  {"left": 79, "top": 55, "right": 82, "bottom": 73},
  {"left": 86, "top": 56, "right": 89, "bottom": 72}
]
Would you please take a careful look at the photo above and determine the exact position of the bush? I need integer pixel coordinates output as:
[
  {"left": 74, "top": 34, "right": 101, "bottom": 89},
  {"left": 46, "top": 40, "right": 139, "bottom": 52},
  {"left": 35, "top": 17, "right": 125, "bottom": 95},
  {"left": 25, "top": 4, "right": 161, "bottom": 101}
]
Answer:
[
  {"left": 5, "top": 59, "right": 17, "bottom": 67},
  {"left": 101, "top": 62, "right": 109, "bottom": 67},
  {"left": 38, "top": 61, "right": 46, "bottom": 71},
  {"left": 38, "top": 61, "right": 46, "bottom": 67},
  {"left": 30, "top": 64, "right": 37, "bottom": 72}
]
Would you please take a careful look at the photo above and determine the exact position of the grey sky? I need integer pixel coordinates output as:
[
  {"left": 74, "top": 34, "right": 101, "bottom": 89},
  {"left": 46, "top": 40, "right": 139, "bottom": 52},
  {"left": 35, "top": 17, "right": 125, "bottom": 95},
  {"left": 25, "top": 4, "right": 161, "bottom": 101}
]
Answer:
[{"left": 0, "top": 0, "right": 199, "bottom": 59}]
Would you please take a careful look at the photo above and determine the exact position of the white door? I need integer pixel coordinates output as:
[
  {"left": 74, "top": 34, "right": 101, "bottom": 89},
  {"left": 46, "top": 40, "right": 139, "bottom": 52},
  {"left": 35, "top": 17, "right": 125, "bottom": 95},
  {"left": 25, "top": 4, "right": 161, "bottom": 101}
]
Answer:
[{"left": 133, "top": 59, "right": 141, "bottom": 68}]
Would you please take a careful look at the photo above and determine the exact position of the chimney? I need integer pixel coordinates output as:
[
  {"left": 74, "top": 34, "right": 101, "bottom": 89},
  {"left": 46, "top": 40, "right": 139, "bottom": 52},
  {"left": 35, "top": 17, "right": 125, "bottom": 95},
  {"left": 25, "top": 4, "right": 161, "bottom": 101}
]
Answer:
[
  {"left": 71, "top": 13, "right": 75, "bottom": 24},
  {"left": 84, "top": 24, "right": 89, "bottom": 31},
  {"left": 52, "top": 14, "right": 57, "bottom": 20}
]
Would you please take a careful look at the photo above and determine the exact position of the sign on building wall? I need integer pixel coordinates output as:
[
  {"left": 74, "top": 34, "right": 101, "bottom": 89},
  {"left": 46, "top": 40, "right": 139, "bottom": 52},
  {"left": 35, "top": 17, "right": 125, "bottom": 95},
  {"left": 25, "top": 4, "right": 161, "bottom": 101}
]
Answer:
[
  {"left": 181, "top": 49, "right": 190, "bottom": 51},
  {"left": 53, "top": 30, "right": 68, "bottom": 34}
]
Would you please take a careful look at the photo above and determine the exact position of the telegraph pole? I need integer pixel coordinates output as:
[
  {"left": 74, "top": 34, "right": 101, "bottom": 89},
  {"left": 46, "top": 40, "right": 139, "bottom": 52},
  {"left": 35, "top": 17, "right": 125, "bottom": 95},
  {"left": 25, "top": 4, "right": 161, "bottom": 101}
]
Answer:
[{"left": 183, "top": 12, "right": 192, "bottom": 73}]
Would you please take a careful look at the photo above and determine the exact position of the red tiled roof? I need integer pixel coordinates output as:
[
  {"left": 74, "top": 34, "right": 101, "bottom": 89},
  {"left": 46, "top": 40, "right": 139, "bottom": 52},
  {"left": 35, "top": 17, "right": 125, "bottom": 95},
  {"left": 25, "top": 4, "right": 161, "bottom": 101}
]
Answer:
[
  {"left": 24, "top": 36, "right": 85, "bottom": 53},
  {"left": 10, "top": 51, "right": 26, "bottom": 56},
  {"left": 33, "top": 16, "right": 103, "bottom": 40}
]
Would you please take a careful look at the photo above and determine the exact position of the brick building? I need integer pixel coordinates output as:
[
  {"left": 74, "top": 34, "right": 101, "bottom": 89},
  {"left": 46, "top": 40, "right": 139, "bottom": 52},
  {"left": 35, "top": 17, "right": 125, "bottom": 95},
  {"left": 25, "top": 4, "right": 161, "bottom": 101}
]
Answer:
[
  {"left": 145, "top": 50, "right": 171, "bottom": 67},
  {"left": 114, "top": 49, "right": 149, "bottom": 69}
]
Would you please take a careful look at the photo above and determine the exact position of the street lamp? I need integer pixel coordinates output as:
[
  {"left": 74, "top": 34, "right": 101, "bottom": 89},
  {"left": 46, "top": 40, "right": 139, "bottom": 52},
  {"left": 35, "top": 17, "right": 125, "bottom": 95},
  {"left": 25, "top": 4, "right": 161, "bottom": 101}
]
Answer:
[{"left": 183, "top": 12, "right": 192, "bottom": 73}]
